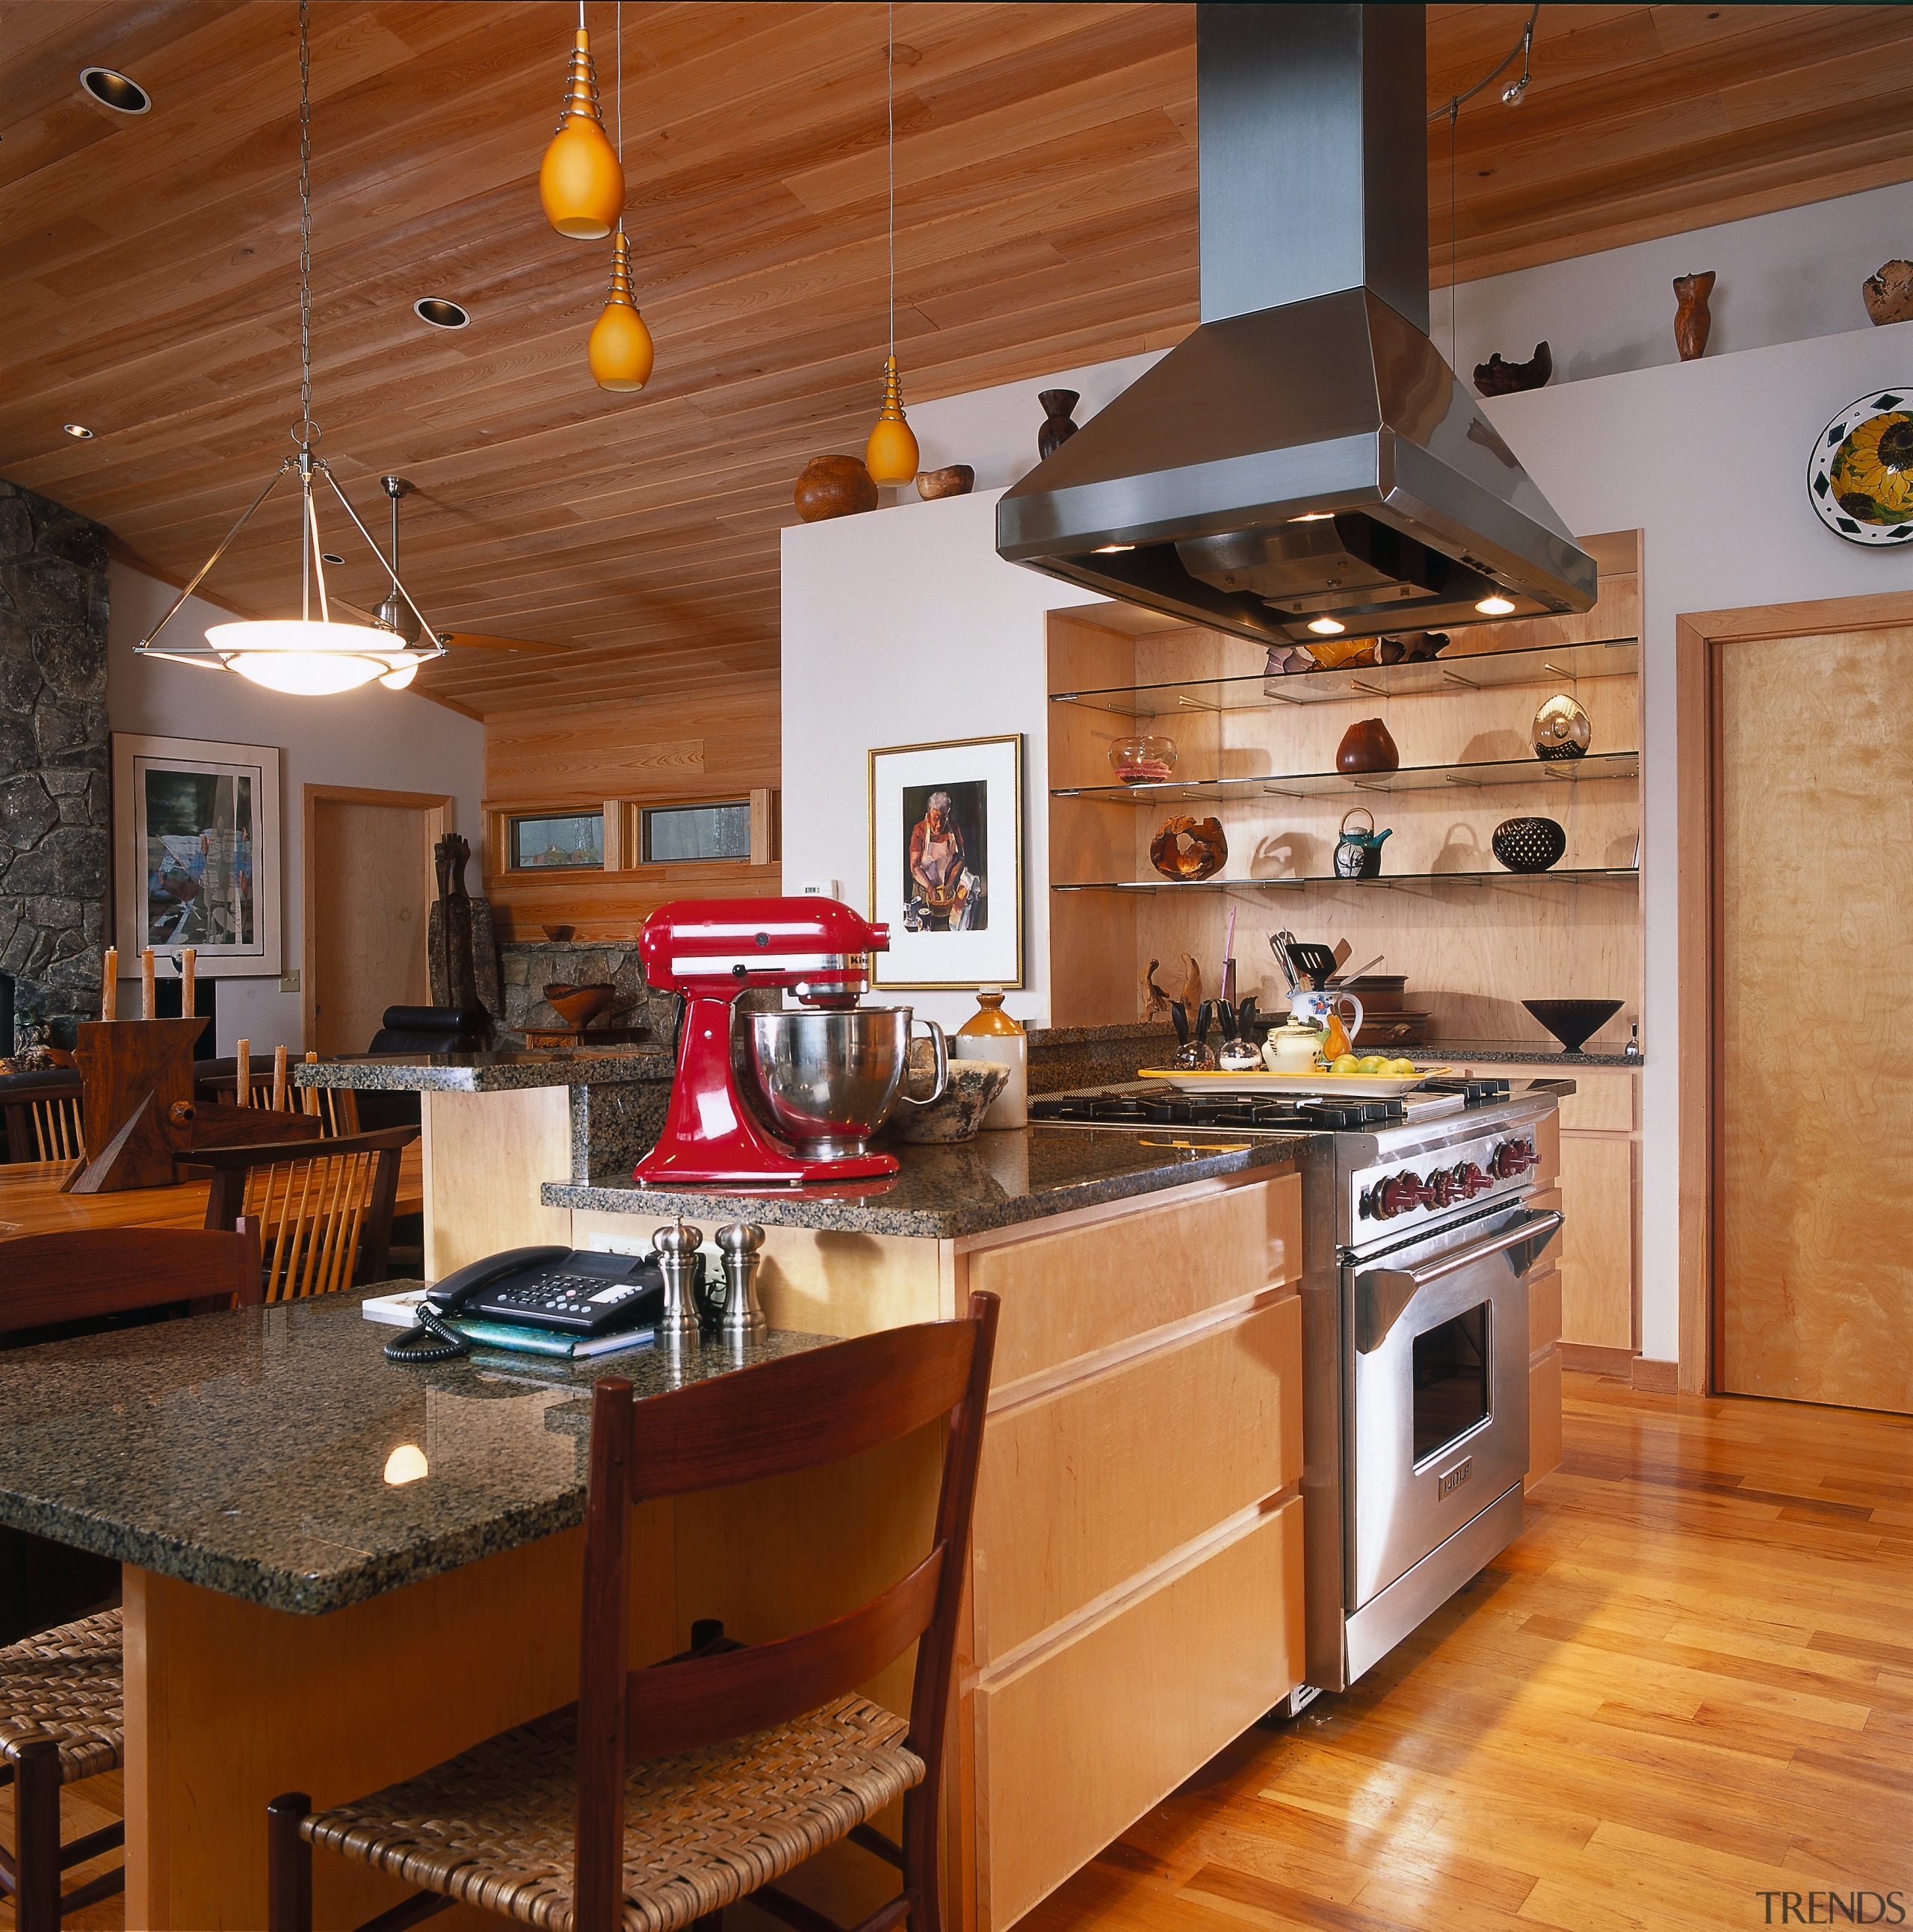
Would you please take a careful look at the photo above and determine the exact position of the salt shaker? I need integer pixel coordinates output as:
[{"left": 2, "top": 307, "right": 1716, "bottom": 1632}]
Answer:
[
  {"left": 714, "top": 1222, "right": 768, "bottom": 1343},
  {"left": 650, "top": 1222, "right": 705, "bottom": 1346}
]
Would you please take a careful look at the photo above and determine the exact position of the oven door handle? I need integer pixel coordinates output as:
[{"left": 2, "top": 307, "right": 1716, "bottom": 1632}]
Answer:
[{"left": 1356, "top": 1209, "right": 1563, "bottom": 1354}]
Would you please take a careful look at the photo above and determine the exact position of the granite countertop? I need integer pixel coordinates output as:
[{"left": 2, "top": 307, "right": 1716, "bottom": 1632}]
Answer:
[
  {"left": 1427, "top": 1041, "right": 1639, "bottom": 1068},
  {"left": 0, "top": 1287, "right": 828, "bottom": 1614},
  {"left": 294, "top": 1049, "right": 674, "bottom": 1093},
  {"left": 545, "top": 1127, "right": 1310, "bottom": 1240}
]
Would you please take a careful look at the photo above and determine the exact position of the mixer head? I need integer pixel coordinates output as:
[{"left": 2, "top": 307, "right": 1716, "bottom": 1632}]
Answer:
[{"left": 637, "top": 898, "right": 889, "bottom": 1006}]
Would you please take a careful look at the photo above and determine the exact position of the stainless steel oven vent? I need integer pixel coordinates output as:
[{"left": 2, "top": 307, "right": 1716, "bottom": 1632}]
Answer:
[{"left": 995, "top": 4, "right": 1596, "bottom": 643}]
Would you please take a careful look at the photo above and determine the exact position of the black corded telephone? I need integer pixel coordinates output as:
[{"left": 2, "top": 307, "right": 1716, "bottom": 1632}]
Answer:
[{"left": 384, "top": 1245, "right": 667, "bottom": 1363}]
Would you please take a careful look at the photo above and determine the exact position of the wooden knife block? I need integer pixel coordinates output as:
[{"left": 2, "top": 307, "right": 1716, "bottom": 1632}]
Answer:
[{"left": 63, "top": 1018, "right": 207, "bottom": 1193}]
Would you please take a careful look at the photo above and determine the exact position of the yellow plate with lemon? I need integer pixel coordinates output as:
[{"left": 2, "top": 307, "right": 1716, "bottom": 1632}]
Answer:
[{"left": 1139, "top": 1058, "right": 1453, "bottom": 1099}]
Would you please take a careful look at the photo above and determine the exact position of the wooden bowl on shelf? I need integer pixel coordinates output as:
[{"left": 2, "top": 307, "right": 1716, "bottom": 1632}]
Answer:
[
  {"left": 540, "top": 924, "right": 575, "bottom": 943},
  {"left": 543, "top": 982, "right": 618, "bottom": 1031}
]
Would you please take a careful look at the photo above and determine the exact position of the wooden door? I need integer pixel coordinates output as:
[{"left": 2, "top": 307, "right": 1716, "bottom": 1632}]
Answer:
[
  {"left": 305, "top": 789, "right": 447, "bottom": 1057},
  {"left": 1716, "top": 629, "right": 1913, "bottom": 1412}
]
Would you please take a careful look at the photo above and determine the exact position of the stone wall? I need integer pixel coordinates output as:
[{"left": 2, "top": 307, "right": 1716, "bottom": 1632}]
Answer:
[
  {"left": 496, "top": 939, "right": 677, "bottom": 1041},
  {"left": 0, "top": 478, "right": 109, "bottom": 1027}
]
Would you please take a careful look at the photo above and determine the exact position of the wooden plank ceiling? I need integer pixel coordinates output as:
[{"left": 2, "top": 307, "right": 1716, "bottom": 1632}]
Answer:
[{"left": 4, "top": 3, "right": 1910, "bottom": 719}]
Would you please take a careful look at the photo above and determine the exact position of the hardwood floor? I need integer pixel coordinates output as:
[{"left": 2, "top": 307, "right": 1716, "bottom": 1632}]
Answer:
[
  {"left": 7, "top": 1372, "right": 1909, "bottom": 1930},
  {"left": 1025, "top": 1372, "right": 1913, "bottom": 1932}
]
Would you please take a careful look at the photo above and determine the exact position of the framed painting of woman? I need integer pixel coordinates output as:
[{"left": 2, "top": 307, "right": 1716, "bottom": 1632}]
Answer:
[{"left": 867, "top": 734, "right": 1022, "bottom": 990}]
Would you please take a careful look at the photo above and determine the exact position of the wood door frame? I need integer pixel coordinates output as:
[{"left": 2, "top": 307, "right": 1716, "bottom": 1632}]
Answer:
[
  {"left": 1675, "top": 588, "right": 1913, "bottom": 1396},
  {"left": 301, "top": 785, "right": 452, "bottom": 1051}
]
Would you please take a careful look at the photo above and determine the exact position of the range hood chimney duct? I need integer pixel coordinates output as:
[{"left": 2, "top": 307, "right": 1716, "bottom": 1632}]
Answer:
[{"left": 996, "top": 4, "right": 1595, "bottom": 643}]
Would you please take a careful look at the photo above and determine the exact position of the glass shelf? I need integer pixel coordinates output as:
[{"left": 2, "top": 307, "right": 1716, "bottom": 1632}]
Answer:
[
  {"left": 1050, "top": 636, "right": 1639, "bottom": 717},
  {"left": 1055, "top": 750, "right": 1639, "bottom": 805},
  {"left": 1052, "top": 868, "right": 1640, "bottom": 893}
]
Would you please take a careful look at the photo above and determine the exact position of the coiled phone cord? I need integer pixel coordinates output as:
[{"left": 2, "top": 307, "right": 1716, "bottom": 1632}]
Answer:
[{"left": 383, "top": 1304, "right": 472, "bottom": 1363}]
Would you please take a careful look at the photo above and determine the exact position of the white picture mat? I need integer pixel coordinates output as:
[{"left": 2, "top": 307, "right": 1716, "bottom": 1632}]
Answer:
[
  {"left": 111, "top": 732, "right": 282, "bottom": 976},
  {"left": 870, "top": 734, "right": 1022, "bottom": 990}
]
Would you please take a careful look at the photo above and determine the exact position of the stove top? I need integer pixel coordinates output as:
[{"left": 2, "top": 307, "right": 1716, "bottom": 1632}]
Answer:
[{"left": 1030, "top": 1077, "right": 1512, "bottom": 1136}]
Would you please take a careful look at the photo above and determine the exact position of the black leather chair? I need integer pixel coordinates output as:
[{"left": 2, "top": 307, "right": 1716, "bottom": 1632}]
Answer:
[{"left": 366, "top": 1004, "right": 494, "bottom": 1055}]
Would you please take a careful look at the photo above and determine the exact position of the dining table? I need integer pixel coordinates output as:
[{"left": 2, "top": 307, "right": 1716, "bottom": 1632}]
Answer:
[{"left": 0, "top": 1142, "right": 425, "bottom": 1240}]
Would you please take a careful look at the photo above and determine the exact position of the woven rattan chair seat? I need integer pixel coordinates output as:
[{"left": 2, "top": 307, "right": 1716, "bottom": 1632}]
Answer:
[
  {"left": 0, "top": 1608, "right": 125, "bottom": 1784},
  {"left": 302, "top": 1691, "right": 924, "bottom": 1932}
]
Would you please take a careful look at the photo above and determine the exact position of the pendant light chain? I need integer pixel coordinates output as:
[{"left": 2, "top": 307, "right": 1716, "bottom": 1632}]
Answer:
[
  {"left": 886, "top": 1, "right": 894, "bottom": 359},
  {"left": 296, "top": 0, "right": 315, "bottom": 447}
]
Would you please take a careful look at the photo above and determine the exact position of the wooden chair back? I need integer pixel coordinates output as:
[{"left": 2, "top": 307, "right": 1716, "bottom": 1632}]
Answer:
[
  {"left": 0, "top": 1222, "right": 263, "bottom": 1335},
  {"left": 304, "top": 1084, "right": 361, "bottom": 1137},
  {"left": 572, "top": 1292, "right": 1000, "bottom": 1932},
  {"left": 2, "top": 1071, "right": 86, "bottom": 1163},
  {"left": 211, "top": 1066, "right": 360, "bottom": 1136},
  {"left": 192, "top": 1127, "right": 415, "bottom": 1300}
]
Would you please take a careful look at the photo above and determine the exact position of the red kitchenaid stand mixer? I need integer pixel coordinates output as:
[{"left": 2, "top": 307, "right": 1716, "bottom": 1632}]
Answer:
[{"left": 633, "top": 897, "right": 899, "bottom": 1186}]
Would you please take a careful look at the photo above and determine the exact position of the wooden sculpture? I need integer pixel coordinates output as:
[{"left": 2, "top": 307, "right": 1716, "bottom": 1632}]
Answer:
[{"left": 1140, "top": 959, "right": 1172, "bottom": 1023}]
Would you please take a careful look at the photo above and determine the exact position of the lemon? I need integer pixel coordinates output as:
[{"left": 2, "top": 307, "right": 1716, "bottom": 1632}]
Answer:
[
  {"left": 1332, "top": 1054, "right": 1360, "bottom": 1074},
  {"left": 1391, "top": 1059, "right": 1416, "bottom": 1076}
]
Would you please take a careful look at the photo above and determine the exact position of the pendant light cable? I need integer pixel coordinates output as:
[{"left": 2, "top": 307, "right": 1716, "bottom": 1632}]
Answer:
[
  {"left": 886, "top": 1, "right": 894, "bottom": 360},
  {"left": 297, "top": 0, "right": 313, "bottom": 450}
]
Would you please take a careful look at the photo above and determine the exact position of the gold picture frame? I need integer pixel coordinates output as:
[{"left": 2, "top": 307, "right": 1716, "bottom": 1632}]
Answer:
[{"left": 867, "top": 733, "right": 1023, "bottom": 991}]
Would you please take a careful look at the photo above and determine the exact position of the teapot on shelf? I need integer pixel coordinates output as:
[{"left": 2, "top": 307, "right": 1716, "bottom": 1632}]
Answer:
[{"left": 1333, "top": 807, "right": 1393, "bottom": 879}]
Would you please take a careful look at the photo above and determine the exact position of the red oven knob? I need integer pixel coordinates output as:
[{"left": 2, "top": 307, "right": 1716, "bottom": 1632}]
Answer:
[
  {"left": 1459, "top": 1161, "right": 1494, "bottom": 1198},
  {"left": 1493, "top": 1139, "right": 1536, "bottom": 1178},
  {"left": 1427, "top": 1168, "right": 1459, "bottom": 1207},
  {"left": 1379, "top": 1170, "right": 1433, "bottom": 1217}
]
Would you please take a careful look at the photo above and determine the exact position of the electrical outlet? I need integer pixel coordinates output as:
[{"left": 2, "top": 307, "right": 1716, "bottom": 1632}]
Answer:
[
  {"left": 584, "top": 1232, "right": 649, "bottom": 1257},
  {"left": 279, "top": 970, "right": 300, "bottom": 994}
]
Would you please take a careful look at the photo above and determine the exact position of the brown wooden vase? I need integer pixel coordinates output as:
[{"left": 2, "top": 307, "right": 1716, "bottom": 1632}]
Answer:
[
  {"left": 1149, "top": 815, "right": 1228, "bottom": 882},
  {"left": 794, "top": 454, "right": 879, "bottom": 523},
  {"left": 1335, "top": 717, "right": 1400, "bottom": 773},
  {"left": 1672, "top": 270, "right": 1715, "bottom": 362}
]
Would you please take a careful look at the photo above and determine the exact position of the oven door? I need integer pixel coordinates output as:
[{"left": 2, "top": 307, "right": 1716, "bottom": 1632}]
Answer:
[{"left": 1344, "top": 1206, "right": 1561, "bottom": 1614}]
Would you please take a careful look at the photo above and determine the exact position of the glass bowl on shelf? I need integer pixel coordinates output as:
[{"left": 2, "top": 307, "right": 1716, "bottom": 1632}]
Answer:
[{"left": 1107, "top": 734, "right": 1178, "bottom": 784}]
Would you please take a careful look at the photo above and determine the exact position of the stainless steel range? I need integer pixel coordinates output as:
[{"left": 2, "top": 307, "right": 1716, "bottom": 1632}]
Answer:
[{"left": 1030, "top": 1077, "right": 1563, "bottom": 1694}]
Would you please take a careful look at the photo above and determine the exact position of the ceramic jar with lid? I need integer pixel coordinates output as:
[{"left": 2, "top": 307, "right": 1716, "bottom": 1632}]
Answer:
[{"left": 954, "top": 988, "right": 1027, "bottom": 1129}]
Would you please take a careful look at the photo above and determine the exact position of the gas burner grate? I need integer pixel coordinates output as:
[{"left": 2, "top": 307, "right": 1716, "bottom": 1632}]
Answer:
[{"left": 1030, "top": 1091, "right": 1411, "bottom": 1133}]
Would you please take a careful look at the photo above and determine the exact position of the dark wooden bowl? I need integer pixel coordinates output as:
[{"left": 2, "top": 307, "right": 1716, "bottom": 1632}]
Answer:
[
  {"left": 794, "top": 454, "right": 879, "bottom": 522},
  {"left": 543, "top": 982, "right": 617, "bottom": 1030},
  {"left": 915, "top": 464, "right": 975, "bottom": 500}
]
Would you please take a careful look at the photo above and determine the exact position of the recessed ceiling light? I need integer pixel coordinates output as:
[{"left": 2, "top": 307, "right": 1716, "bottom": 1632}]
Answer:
[
  {"left": 413, "top": 297, "right": 469, "bottom": 329},
  {"left": 62, "top": 422, "right": 94, "bottom": 439},
  {"left": 321, "top": 553, "right": 345, "bottom": 565},
  {"left": 1093, "top": 542, "right": 1135, "bottom": 554},
  {"left": 1307, "top": 616, "right": 1346, "bottom": 635},
  {"left": 1474, "top": 595, "right": 1516, "bottom": 616},
  {"left": 81, "top": 66, "right": 150, "bottom": 114}
]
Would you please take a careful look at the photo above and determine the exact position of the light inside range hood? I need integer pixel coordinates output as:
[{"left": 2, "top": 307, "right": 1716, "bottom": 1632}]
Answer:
[{"left": 996, "top": 5, "right": 1596, "bottom": 643}]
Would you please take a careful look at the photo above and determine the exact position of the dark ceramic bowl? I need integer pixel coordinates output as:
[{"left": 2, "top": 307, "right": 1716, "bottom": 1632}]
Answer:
[
  {"left": 1492, "top": 816, "right": 1567, "bottom": 873},
  {"left": 1522, "top": 999, "right": 1624, "bottom": 1053}
]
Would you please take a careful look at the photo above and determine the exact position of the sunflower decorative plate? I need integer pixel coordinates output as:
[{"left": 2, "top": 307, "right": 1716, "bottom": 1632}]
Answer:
[{"left": 1807, "top": 389, "right": 1913, "bottom": 546}]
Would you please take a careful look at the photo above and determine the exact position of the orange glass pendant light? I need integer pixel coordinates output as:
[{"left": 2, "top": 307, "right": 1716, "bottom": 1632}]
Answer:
[
  {"left": 539, "top": 8, "right": 624, "bottom": 240},
  {"left": 590, "top": 229, "right": 654, "bottom": 391},
  {"left": 863, "top": 6, "right": 917, "bottom": 486},
  {"left": 865, "top": 355, "right": 918, "bottom": 484}
]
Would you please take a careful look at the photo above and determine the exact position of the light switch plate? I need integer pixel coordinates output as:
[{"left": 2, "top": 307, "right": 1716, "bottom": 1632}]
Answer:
[
  {"left": 279, "top": 970, "right": 300, "bottom": 993},
  {"left": 800, "top": 879, "right": 841, "bottom": 900}
]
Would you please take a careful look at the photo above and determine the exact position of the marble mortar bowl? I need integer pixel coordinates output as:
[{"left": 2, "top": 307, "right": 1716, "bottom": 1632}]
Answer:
[{"left": 886, "top": 1041, "right": 1011, "bottom": 1144}]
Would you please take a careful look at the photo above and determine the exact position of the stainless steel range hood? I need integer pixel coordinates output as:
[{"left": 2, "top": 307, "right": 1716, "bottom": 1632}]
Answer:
[{"left": 996, "top": 5, "right": 1596, "bottom": 643}]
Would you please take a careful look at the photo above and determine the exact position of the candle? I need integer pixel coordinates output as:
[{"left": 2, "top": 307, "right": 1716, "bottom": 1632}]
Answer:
[
  {"left": 181, "top": 947, "right": 196, "bottom": 1019},
  {"left": 235, "top": 1037, "right": 250, "bottom": 1107},
  {"left": 140, "top": 948, "right": 155, "bottom": 1020},
  {"left": 303, "top": 1050, "right": 321, "bottom": 1116},
  {"left": 102, "top": 947, "right": 117, "bottom": 1020},
  {"left": 273, "top": 1044, "right": 288, "bottom": 1112}
]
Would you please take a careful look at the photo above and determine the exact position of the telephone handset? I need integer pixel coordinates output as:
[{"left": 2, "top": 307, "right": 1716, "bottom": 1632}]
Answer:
[{"left": 383, "top": 1245, "right": 667, "bottom": 1363}]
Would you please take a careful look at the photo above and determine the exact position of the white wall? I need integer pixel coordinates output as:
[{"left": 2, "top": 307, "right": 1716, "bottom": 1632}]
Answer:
[
  {"left": 1437, "top": 180, "right": 1913, "bottom": 384},
  {"left": 783, "top": 300, "right": 1913, "bottom": 1362},
  {"left": 779, "top": 489, "right": 1103, "bottom": 1035},
  {"left": 108, "top": 561, "right": 486, "bottom": 1053}
]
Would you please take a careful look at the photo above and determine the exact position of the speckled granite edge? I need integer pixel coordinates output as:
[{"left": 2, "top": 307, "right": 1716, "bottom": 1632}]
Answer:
[
  {"left": 294, "top": 1052, "right": 675, "bottom": 1093},
  {"left": 1029, "top": 1022, "right": 1638, "bottom": 1071},
  {"left": 1416, "top": 1044, "right": 1639, "bottom": 1068},
  {"left": 545, "top": 1134, "right": 1309, "bottom": 1240}
]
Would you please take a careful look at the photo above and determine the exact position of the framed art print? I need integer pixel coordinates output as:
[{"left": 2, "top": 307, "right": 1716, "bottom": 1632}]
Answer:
[
  {"left": 868, "top": 734, "right": 1023, "bottom": 991},
  {"left": 112, "top": 733, "right": 282, "bottom": 976}
]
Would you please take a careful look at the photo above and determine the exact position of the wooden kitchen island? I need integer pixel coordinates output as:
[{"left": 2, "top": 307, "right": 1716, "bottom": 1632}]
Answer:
[{"left": 549, "top": 1129, "right": 1314, "bottom": 1932}]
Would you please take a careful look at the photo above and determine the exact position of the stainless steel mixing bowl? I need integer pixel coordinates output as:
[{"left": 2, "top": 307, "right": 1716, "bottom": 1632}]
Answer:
[{"left": 745, "top": 1007, "right": 948, "bottom": 1159}]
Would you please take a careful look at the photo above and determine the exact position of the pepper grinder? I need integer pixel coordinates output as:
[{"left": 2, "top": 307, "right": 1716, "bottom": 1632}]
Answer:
[
  {"left": 650, "top": 1222, "right": 705, "bottom": 1348},
  {"left": 714, "top": 1222, "right": 768, "bottom": 1344}
]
